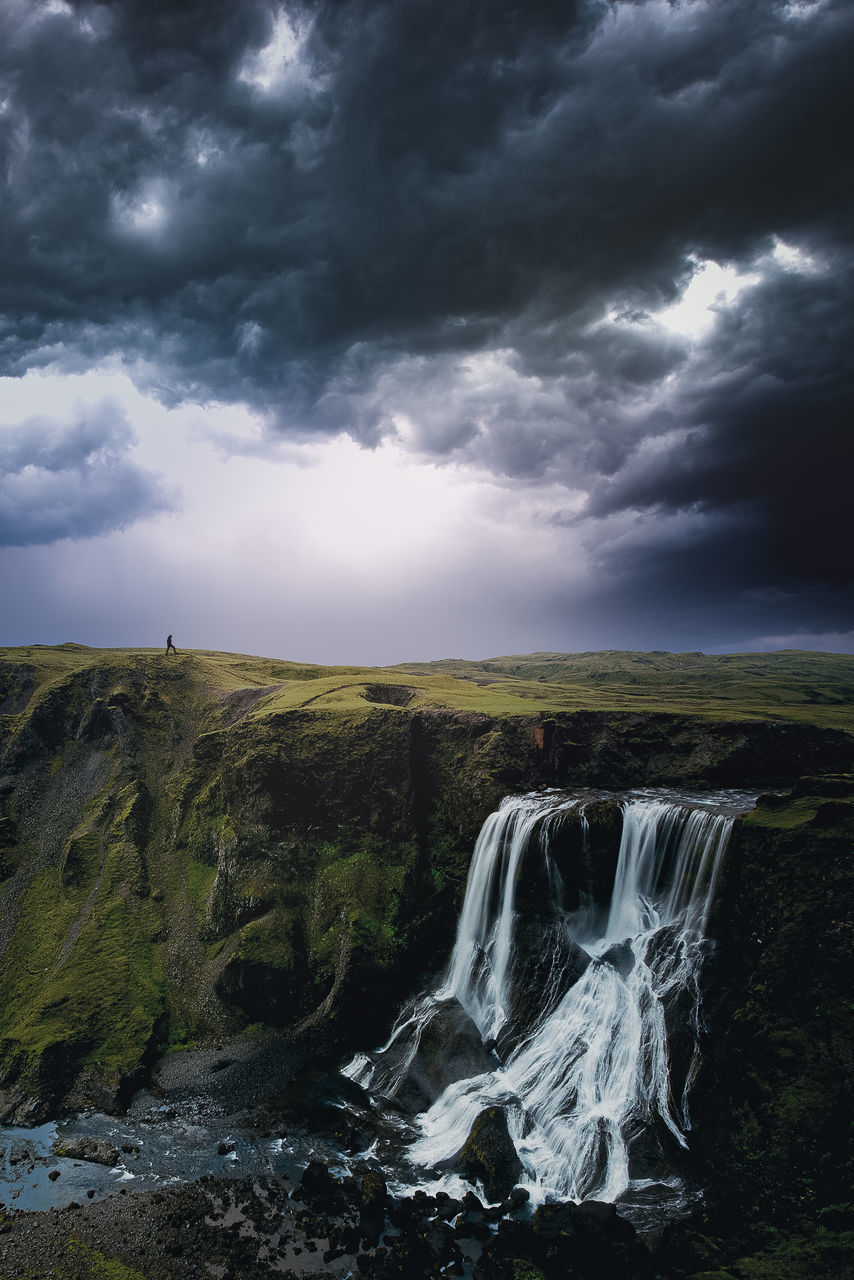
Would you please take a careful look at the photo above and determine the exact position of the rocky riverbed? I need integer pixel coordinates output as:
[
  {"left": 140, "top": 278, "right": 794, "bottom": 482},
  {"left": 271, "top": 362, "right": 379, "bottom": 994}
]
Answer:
[
  {"left": 0, "top": 1033, "right": 683, "bottom": 1280},
  {"left": 0, "top": 1160, "right": 665, "bottom": 1280}
]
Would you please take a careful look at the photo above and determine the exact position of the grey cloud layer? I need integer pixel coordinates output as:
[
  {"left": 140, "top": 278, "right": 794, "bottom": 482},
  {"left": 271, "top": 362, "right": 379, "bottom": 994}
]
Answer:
[
  {"left": 1, "top": 0, "right": 852, "bottom": 633},
  {"left": 0, "top": 403, "right": 173, "bottom": 545}
]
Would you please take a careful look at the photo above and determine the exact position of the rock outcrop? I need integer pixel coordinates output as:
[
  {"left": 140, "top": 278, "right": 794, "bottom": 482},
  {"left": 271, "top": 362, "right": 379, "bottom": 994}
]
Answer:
[{"left": 453, "top": 1106, "right": 523, "bottom": 1204}]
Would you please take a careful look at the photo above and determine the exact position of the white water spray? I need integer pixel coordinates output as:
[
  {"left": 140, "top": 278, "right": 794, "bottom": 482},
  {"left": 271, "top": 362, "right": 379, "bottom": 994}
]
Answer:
[{"left": 346, "top": 790, "right": 749, "bottom": 1208}]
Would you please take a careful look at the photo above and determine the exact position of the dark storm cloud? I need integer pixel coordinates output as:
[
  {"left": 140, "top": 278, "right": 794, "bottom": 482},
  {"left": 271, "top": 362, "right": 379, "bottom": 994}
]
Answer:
[
  {"left": 0, "top": 401, "right": 174, "bottom": 545},
  {"left": 582, "top": 258, "right": 854, "bottom": 610},
  {"left": 0, "top": 0, "right": 852, "bottom": 626}
]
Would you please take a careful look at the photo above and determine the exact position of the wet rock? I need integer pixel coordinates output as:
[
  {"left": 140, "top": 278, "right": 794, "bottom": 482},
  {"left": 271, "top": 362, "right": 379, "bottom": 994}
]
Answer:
[
  {"left": 274, "top": 1070, "right": 392, "bottom": 1155},
  {"left": 599, "top": 939, "right": 635, "bottom": 978},
  {"left": 359, "top": 1169, "right": 388, "bottom": 1247},
  {"left": 454, "top": 1106, "right": 523, "bottom": 1204},
  {"left": 48, "top": 1169, "right": 61, "bottom": 1182},
  {"left": 493, "top": 1019, "right": 527, "bottom": 1061},
  {"left": 534, "top": 1199, "right": 654, "bottom": 1279},
  {"left": 625, "top": 1116, "right": 683, "bottom": 1183},
  {"left": 298, "top": 1159, "right": 347, "bottom": 1213},
  {"left": 454, "top": 1211, "right": 491, "bottom": 1241},
  {"left": 372, "top": 997, "right": 498, "bottom": 1114},
  {"left": 500, "top": 1185, "right": 530, "bottom": 1215},
  {"left": 216, "top": 1141, "right": 235, "bottom": 1156},
  {"left": 52, "top": 1137, "right": 120, "bottom": 1167},
  {"left": 419, "top": 1216, "right": 457, "bottom": 1265},
  {"left": 496, "top": 919, "right": 590, "bottom": 1057},
  {"left": 411, "top": 1190, "right": 436, "bottom": 1219},
  {"left": 387, "top": 1197, "right": 416, "bottom": 1231},
  {"left": 473, "top": 1198, "right": 654, "bottom": 1279},
  {"left": 435, "top": 1194, "right": 463, "bottom": 1221}
]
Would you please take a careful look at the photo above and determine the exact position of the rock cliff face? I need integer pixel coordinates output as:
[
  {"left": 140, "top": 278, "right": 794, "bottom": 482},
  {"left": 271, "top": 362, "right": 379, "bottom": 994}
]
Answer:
[
  {"left": 694, "top": 778, "right": 854, "bottom": 1244},
  {"left": 0, "top": 649, "right": 851, "bottom": 1141}
]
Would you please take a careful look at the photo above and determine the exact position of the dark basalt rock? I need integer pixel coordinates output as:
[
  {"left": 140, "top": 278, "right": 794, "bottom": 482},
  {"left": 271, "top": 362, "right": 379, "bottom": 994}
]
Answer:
[
  {"left": 495, "top": 918, "right": 589, "bottom": 1058},
  {"left": 599, "top": 939, "right": 635, "bottom": 978},
  {"left": 366, "top": 996, "right": 498, "bottom": 1114},
  {"left": 359, "top": 1170, "right": 388, "bottom": 1247},
  {"left": 298, "top": 1159, "right": 347, "bottom": 1213},
  {"left": 454, "top": 1106, "right": 523, "bottom": 1204},
  {"left": 454, "top": 1210, "right": 491, "bottom": 1241},
  {"left": 473, "top": 1198, "right": 654, "bottom": 1280},
  {"left": 76, "top": 698, "right": 116, "bottom": 743},
  {"left": 500, "top": 1185, "right": 531, "bottom": 1214},
  {"left": 418, "top": 1216, "right": 456, "bottom": 1265},
  {"left": 52, "top": 1136, "right": 120, "bottom": 1167},
  {"left": 693, "top": 786, "right": 854, "bottom": 1239},
  {"left": 215, "top": 954, "right": 308, "bottom": 1026}
]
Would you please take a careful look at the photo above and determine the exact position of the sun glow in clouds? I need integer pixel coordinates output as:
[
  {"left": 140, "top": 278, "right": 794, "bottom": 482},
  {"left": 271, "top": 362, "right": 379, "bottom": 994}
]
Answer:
[
  {"left": 771, "top": 237, "right": 823, "bottom": 274},
  {"left": 238, "top": 8, "right": 314, "bottom": 95},
  {"left": 656, "top": 257, "right": 761, "bottom": 338},
  {"left": 0, "top": 366, "right": 601, "bottom": 660},
  {"left": 111, "top": 182, "right": 169, "bottom": 238},
  {"left": 598, "top": 237, "right": 826, "bottom": 345}
]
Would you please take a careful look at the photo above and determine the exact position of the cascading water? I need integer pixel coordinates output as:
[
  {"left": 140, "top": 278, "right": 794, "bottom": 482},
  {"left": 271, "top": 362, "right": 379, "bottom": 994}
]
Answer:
[{"left": 345, "top": 789, "right": 752, "bottom": 1215}]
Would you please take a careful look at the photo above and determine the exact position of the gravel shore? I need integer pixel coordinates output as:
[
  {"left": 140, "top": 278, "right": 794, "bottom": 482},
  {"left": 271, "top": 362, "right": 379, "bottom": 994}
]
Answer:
[{"left": 0, "top": 1173, "right": 357, "bottom": 1278}]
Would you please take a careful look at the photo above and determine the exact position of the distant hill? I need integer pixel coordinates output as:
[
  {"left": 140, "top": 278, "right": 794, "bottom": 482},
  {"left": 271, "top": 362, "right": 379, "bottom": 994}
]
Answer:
[
  {"left": 395, "top": 649, "right": 854, "bottom": 732},
  {"left": 1, "top": 644, "right": 853, "bottom": 732}
]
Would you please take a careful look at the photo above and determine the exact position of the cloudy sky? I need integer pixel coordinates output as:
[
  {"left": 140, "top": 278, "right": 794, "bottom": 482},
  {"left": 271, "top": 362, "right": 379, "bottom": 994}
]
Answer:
[{"left": 0, "top": 0, "right": 851, "bottom": 663}]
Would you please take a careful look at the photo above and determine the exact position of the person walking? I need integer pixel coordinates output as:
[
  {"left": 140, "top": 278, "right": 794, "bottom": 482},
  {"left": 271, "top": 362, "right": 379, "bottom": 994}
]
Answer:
[{"left": 166, "top": 634, "right": 178, "bottom": 655}]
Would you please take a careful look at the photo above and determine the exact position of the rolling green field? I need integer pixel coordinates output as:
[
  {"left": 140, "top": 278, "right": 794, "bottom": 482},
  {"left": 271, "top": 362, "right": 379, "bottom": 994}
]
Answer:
[{"left": 3, "top": 643, "right": 854, "bottom": 732}]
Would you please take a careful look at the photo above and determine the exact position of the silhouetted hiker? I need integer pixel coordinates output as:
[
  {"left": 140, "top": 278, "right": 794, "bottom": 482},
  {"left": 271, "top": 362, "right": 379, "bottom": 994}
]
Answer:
[{"left": 165, "top": 634, "right": 178, "bottom": 656}]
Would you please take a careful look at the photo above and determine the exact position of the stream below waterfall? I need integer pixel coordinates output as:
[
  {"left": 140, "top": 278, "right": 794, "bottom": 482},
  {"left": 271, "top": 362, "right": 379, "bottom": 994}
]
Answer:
[{"left": 0, "top": 787, "right": 756, "bottom": 1231}]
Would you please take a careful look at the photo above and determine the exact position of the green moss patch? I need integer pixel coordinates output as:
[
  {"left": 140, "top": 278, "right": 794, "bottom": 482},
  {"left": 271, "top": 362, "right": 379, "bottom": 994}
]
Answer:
[
  {"left": 746, "top": 795, "right": 824, "bottom": 829},
  {"left": 185, "top": 857, "right": 217, "bottom": 924},
  {"left": 0, "top": 818, "right": 165, "bottom": 1107},
  {"left": 0, "top": 1238, "right": 159, "bottom": 1280},
  {"left": 721, "top": 1229, "right": 854, "bottom": 1280},
  {"left": 233, "top": 908, "right": 301, "bottom": 972},
  {"left": 308, "top": 848, "right": 408, "bottom": 972}
]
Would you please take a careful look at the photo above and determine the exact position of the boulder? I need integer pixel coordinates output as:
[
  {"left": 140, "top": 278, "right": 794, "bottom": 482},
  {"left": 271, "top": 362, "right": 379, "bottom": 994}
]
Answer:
[
  {"left": 496, "top": 919, "right": 589, "bottom": 1058},
  {"left": 388, "top": 997, "right": 499, "bottom": 1114},
  {"left": 454, "top": 1106, "right": 523, "bottom": 1204},
  {"left": 298, "top": 1159, "right": 346, "bottom": 1213},
  {"left": 51, "top": 1136, "right": 120, "bottom": 1167},
  {"left": 359, "top": 1169, "right": 387, "bottom": 1247},
  {"left": 598, "top": 940, "right": 635, "bottom": 979},
  {"left": 533, "top": 1199, "right": 653, "bottom": 1279}
]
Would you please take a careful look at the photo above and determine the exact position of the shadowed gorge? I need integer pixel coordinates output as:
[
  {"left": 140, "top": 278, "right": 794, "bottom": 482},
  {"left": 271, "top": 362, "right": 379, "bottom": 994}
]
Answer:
[{"left": 0, "top": 645, "right": 852, "bottom": 1279}]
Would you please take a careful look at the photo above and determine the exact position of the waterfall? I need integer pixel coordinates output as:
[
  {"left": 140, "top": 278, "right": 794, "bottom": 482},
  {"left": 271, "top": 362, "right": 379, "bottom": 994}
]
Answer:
[
  {"left": 445, "top": 794, "right": 575, "bottom": 1041},
  {"left": 345, "top": 789, "right": 750, "bottom": 1209}
]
